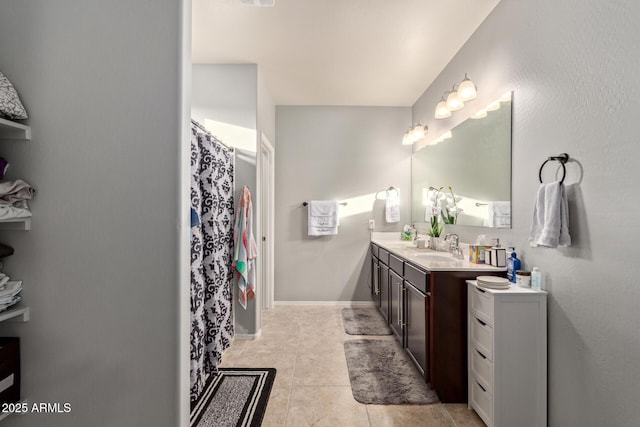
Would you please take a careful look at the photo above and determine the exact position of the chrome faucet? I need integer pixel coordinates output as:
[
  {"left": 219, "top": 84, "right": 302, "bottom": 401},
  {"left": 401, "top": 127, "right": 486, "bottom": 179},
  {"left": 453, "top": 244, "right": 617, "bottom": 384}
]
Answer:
[{"left": 444, "top": 233, "right": 463, "bottom": 258}]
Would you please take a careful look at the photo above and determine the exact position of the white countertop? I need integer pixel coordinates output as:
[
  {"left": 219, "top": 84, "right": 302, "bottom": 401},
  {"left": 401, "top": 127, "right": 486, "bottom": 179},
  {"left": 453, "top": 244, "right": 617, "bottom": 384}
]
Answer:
[{"left": 371, "top": 236, "right": 507, "bottom": 272}]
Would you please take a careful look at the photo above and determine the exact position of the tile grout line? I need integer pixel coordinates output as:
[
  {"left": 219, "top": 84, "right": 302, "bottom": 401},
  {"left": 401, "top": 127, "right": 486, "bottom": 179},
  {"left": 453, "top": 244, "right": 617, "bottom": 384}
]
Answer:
[
  {"left": 443, "top": 405, "right": 459, "bottom": 427},
  {"left": 283, "top": 312, "right": 302, "bottom": 427}
]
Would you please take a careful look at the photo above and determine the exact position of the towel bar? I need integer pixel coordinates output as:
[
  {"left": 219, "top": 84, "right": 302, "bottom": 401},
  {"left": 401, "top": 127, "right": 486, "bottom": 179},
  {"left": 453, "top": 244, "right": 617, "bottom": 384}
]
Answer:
[
  {"left": 539, "top": 153, "right": 569, "bottom": 184},
  {"left": 302, "top": 201, "right": 347, "bottom": 207}
]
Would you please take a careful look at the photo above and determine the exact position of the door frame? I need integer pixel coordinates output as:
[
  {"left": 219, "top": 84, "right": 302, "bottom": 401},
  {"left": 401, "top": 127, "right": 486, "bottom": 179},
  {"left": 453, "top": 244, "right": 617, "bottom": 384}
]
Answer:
[{"left": 257, "top": 133, "right": 275, "bottom": 310}]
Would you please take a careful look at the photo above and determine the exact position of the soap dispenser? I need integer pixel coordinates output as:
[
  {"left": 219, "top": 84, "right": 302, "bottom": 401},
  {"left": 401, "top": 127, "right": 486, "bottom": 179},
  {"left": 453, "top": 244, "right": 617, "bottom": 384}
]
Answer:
[{"left": 507, "top": 249, "right": 521, "bottom": 283}]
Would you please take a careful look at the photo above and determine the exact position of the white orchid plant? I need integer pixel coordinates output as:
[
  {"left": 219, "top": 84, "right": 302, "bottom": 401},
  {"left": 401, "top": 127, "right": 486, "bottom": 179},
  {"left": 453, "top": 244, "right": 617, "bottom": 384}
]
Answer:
[{"left": 424, "top": 186, "right": 464, "bottom": 237}]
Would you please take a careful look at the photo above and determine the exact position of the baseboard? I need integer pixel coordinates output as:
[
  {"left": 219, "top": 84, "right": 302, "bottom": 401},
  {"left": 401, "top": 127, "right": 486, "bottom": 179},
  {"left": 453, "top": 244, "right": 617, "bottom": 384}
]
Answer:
[
  {"left": 233, "top": 330, "right": 262, "bottom": 340},
  {"left": 274, "top": 301, "right": 375, "bottom": 307}
]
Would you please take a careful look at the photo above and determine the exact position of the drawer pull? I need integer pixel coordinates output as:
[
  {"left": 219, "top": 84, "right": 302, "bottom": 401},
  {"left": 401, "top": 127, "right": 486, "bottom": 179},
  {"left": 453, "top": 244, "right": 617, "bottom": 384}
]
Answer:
[
  {"left": 476, "top": 318, "right": 487, "bottom": 326},
  {"left": 477, "top": 381, "right": 487, "bottom": 392},
  {"left": 476, "top": 287, "right": 486, "bottom": 293},
  {"left": 476, "top": 349, "right": 487, "bottom": 359}
]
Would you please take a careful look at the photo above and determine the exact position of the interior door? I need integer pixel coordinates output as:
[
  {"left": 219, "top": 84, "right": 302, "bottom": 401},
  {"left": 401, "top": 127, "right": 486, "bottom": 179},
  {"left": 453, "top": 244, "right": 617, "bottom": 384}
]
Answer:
[{"left": 259, "top": 134, "right": 275, "bottom": 310}]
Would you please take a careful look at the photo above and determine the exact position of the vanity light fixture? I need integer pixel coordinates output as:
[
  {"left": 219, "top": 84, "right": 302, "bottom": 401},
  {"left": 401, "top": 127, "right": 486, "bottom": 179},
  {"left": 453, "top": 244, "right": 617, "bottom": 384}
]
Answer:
[
  {"left": 434, "top": 95, "right": 451, "bottom": 119},
  {"left": 471, "top": 109, "right": 488, "bottom": 119},
  {"left": 485, "top": 100, "right": 501, "bottom": 112},
  {"left": 435, "top": 73, "right": 477, "bottom": 119},
  {"left": 457, "top": 73, "right": 477, "bottom": 102},
  {"left": 402, "top": 123, "right": 428, "bottom": 145},
  {"left": 446, "top": 86, "right": 464, "bottom": 112},
  {"left": 499, "top": 92, "right": 512, "bottom": 103}
]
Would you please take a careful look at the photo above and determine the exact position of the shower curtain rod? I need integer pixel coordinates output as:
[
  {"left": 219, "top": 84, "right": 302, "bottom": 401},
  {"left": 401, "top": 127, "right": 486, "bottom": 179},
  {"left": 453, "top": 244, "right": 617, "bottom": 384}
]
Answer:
[{"left": 191, "top": 119, "right": 234, "bottom": 152}]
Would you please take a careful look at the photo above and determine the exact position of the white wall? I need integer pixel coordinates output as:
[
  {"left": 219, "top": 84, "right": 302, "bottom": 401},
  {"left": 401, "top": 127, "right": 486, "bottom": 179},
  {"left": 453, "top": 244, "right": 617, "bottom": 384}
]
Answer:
[
  {"left": 0, "top": 1, "right": 184, "bottom": 426},
  {"left": 275, "top": 106, "right": 411, "bottom": 302},
  {"left": 412, "top": 1, "right": 640, "bottom": 425}
]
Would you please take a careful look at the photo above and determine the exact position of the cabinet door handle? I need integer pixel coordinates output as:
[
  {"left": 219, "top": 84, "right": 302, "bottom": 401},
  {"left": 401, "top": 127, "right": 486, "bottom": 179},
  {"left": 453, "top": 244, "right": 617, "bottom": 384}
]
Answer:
[
  {"left": 398, "top": 282, "right": 402, "bottom": 326},
  {"left": 401, "top": 287, "right": 406, "bottom": 326},
  {"left": 476, "top": 349, "right": 487, "bottom": 359},
  {"left": 375, "top": 265, "right": 380, "bottom": 294},
  {"left": 477, "top": 381, "right": 487, "bottom": 392},
  {"left": 476, "top": 287, "right": 486, "bottom": 294},
  {"left": 476, "top": 318, "right": 487, "bottom": 327}
]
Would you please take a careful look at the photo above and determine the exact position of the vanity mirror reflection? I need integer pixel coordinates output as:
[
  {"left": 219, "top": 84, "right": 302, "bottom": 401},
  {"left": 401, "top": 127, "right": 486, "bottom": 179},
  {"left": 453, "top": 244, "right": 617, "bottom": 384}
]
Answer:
[{"left": 411, "top": 93, "right": 512, "bottom": 228}]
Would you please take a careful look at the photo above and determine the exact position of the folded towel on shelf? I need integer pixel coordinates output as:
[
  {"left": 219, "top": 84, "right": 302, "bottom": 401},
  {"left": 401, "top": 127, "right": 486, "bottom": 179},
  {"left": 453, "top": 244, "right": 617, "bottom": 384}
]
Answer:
[
  {"left": 0, "top": 295, "right": 21, "bottom": 312},
  {"left": 0, "top": 179, "right": 34, "bottom": 206},
  {"left": 0, "top": 200, "right": 31, "bottom": 220},
  {"left": 0, "top": 281, "right": 21, "bottom": 298},
  {"left": 308, "top": 200, "right": 340, "bottom": 236},
  {"left": 483, "top": 201, "right": 511, "bottom": 228},
  {"left": 385, "top": 190, "right": 400, "bottom": 223},
  {"left": 529, "top": 181, "right": 571, "bottom": 248}
]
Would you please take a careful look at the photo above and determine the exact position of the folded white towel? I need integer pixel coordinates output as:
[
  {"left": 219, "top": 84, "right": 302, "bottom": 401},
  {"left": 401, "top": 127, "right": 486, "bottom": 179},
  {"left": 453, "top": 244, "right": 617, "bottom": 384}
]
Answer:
[
  {"left": 529, "top": 181, "right": 571, "bottom": 248},
  {"left": 385, "top": 190, "right": 400, "bottom": 223},
  {"left": 483, "top": 201, "right": 511, "bottom": 228},
  {"left": 308, "top": 200, "right": 339, "bottom": 236}
]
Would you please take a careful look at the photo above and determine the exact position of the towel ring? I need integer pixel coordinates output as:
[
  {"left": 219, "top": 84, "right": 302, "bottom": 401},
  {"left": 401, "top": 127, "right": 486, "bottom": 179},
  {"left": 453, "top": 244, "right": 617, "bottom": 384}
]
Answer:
[{"left": 539, "top": 153, "right": 569, "bottom": 184}]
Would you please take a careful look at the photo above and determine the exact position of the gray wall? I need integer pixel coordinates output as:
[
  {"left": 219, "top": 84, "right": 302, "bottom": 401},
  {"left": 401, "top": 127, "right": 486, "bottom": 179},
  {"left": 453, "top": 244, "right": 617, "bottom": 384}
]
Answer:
[
  {"left": 275, "top": 106, "right": 411, "bottom": 301},
  {"left": 192, "top": 64, "right": 257, "bottom": 136},
  {"left": 412, "top": 1, "right": 640, "bottom": 425},
  {"left": 191, "top": 64, "right": 262, "bottom": 335},
  {"left": 0, "top": 1, "right": 183, "bottom": 426}
]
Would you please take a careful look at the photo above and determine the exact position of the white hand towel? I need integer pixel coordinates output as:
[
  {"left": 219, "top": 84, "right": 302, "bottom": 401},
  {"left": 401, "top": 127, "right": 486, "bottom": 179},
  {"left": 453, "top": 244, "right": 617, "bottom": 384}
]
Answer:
[
  {"left": 308, "top": 200, "right": 339, "bottom": 236},
  {"left": 385, "top": 190, "right": 400, "bottom": 223},
  {"left": 483, "top": 201, "right": 511, "bottom": 228},
  {"left": 529, "top": 181, "right": 571, "bottom": 248}
]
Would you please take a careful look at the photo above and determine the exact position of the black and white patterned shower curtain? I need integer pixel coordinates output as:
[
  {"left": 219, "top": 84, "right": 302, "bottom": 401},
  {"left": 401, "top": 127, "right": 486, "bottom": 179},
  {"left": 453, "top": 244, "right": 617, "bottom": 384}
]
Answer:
[{"left": 190, "top": 122, "right": 234, "bottom": 403}]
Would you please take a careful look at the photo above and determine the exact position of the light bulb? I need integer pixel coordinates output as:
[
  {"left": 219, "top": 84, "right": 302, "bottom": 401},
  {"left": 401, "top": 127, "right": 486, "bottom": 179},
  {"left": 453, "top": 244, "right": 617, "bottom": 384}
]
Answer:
[
  {"left": 402, "top": 129, "right": 413, "bottom": 145},
  {"left": 485, "top": 101, "right": 501, "bottom": 111},
  {"left": 435, "top": 97, "right": 451, "bottom": 119},
  {"left": 446, "top": 90, "right": 464, "bottom": 111},
  {"left": 412, "top": 124, "right": 426, "bottom": 141},
  {"left": 457, "top": 74, "right": 477, "bottom": 102}
]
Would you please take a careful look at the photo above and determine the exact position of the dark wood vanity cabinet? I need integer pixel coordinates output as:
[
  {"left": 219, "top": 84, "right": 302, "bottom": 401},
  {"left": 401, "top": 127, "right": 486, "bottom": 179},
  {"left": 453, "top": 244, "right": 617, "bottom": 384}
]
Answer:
[
  {"left": 405, "top": 280, "right": 429, "bottom": 378},
  {"left": 379, "top": 263, "right": 390, "bottom": 322},
  {"left": 369, "top": 242, "right": 506, "bottom": 404},
  {"left": 389, "top": 269, "right": 404, "bottom": 340}
]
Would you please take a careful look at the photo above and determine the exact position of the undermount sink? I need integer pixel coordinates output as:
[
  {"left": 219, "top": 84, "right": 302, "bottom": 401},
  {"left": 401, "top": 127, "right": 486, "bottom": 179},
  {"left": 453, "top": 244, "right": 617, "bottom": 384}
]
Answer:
[
  {"left": 413, "top": 253, "right": 462, "bottom": 267},
  {"left": 412, "top": 253, "right": 457, "bottom": 263}
]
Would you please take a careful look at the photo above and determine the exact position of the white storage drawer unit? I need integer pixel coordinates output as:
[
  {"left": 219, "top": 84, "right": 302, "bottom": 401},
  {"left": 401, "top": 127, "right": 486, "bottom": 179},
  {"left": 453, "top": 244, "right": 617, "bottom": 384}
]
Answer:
[{"left": 467, "top": 281, "right": 547, "bottom": 427}]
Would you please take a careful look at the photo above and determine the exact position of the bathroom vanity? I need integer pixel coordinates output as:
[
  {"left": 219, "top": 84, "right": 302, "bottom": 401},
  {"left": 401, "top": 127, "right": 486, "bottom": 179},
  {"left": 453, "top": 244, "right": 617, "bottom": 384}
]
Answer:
[{"left": 370, "top": 238, "right": 506, "bottom": 403}]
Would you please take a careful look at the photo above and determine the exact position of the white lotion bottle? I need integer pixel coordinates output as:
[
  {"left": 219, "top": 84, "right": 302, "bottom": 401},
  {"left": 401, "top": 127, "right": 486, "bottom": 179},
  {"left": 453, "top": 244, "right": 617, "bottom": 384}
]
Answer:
[{"left": 531, "top": 267, "right": 542, "bottom": 291}]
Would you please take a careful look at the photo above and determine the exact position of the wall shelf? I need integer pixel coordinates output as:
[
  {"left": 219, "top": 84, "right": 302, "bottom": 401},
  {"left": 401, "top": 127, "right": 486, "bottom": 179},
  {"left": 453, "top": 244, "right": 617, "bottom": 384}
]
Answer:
[
  {"left": 0, "top": 218, "right": 31, "bottom": 231},
  {"left": 0, "top": 117, "right": 31, "bottom": 141},
  {"left": 0, "top": 305, "right": 29, "bottom": 323}
]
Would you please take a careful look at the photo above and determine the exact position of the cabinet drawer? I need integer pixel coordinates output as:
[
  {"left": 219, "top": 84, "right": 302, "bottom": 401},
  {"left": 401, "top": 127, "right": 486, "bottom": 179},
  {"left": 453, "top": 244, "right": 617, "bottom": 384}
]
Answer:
[
  {"left": 404, "top": 262, "right": 428, "bottom": 294},
  {"left": 389, "top": 254, "right": 404, "bottom": 275},
  {"left": 470, "top": 285, "right": 494, "bottom": 325},
  {"left": 470, "top": 347, "right": 493, "bottom": 394},
  {"left": 371, "top": 244, "right": 379, "bottom": 258},
  {"left": 379, "top": 248, "right": 390, "bottom": 265},
  {"left": 470, "top": 378, "right": 493, "bottom": 427},
  {"left": 470, "top": 316, "right": 493, "bottom": 361}
]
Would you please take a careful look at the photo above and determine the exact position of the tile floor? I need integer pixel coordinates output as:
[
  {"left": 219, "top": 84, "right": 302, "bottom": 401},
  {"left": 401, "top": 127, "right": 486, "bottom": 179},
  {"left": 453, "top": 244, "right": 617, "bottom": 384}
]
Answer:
[{"left": 220, "top": 305, "right": 485, "bottom": 427}]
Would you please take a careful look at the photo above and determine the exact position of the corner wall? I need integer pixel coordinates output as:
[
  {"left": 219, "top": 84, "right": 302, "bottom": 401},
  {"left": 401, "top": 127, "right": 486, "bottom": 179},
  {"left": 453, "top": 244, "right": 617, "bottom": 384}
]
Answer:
[
  {"left": 412, "top": 1, "right": 640, "bottom": 424},
  {"left": 275, "top": 106, "right": 411, "bottom": 302},
  {"left": 0, "top": 1, "right": 183, "bottom": 425}
]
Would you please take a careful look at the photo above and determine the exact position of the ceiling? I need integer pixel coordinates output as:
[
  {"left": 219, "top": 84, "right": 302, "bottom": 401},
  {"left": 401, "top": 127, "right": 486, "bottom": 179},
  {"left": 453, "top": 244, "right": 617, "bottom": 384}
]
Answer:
[{"left": 192, "top": 0, "right": 500, "bottom": 106}]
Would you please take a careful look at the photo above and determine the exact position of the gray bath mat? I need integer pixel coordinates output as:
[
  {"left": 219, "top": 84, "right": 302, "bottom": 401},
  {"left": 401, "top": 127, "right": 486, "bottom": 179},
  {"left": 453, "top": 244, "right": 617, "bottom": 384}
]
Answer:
[
  {"left": 344, "top": 339, "right": 439, "bottom": 404},
  {"left": 190, "top": 368, "right": 276, "bottom": 427},
  {"left": 341, "top": 308, "right": 392, "bottom": 335}
]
